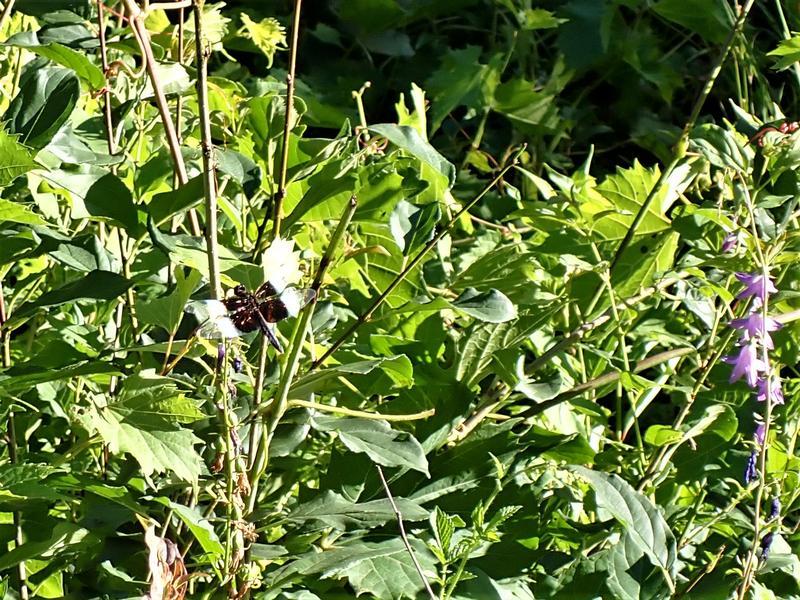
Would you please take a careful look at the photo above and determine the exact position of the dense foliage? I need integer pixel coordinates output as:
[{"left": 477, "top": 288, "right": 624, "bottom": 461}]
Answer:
[{"left": 2, "top": 0, "right": 800, "bottom": 598}]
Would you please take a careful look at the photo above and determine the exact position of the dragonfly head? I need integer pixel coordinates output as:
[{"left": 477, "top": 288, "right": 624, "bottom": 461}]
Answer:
[{"left": 233, "top": 284, "right": 247, "bottom": 297}]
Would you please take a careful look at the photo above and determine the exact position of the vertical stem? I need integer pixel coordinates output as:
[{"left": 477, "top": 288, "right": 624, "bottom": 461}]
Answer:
[
  {"left": 269, "top": 0, "right": 303, "bottom": 241},
  {"left": 0, "top": 278, "right": 27, "bottom": 600},
  {"left": 247, "top": 197, "right": 358, "bottom": 512},
  {"left": 194, "top": 0, "right": 221, "bottom": 300},
  {"left": 0, "top": 0, "right": 15, "bottom": 33},
  {"left": 121, "top": 0, "right": 201, "bottom": 236},
  {"left": 584, "top": 0, "right": 757, "bottom": 316}
]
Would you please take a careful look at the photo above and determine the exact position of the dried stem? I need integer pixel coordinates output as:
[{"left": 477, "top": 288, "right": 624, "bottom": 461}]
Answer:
[
  {"left": 270, "top": 0, "right": 303, "bottom": 241},
  {"left": 376, "top": 465, "right": 437, "bottom": 600},
  {"left": 121, "top": 0, "right": 201, "bottom": 235},
  {"left": 311, "top": 150, "right": 524, "bottom": 369},
  {"left": 194, "top": 0, "right": 221, "bottom": 299},
  {"left": 0, "top": 0, "right": 15, "bottom": 33}
]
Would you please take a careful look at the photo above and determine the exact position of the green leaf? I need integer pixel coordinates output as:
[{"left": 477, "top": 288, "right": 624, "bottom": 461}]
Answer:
[
  {"left": 152, "top": 498, "right": 224, "bottom": 563},
  {"left": 369, "top": 124, "right": 456, "bottom": 188},
  {"left": 571, "top": 467, "right": 677, "bottom": 585},
  {"left": 0, "top": 198, "right": 45, "bottom": 225},
  {"left": 0, "top": 523, "right": 91, "bottom": 571},
  {"left": 389, "top": 200, "right": 440, "bottom": 255},
  {"left": 452, "top": 288, "right": 517, "bottom": 323},
  {"left": 15, "top": 270, "right": 133, "bottom": 318},
  {"left": 138, "top": 268, "right": 201, "bottom": 333},
  {"left": 146, "top": 174, "right": 205, "bottom": 225},
  {"left": 768, "top": 36, "right": 800, "bottom": 71},
  {"left": 644, "top": 425, "right": 682, "bottom": 447},
  {"left": 80, "top": 173, "right": 140, "bottom": 232},
  {"left": 493, "top": 79, "right": 559, "bottom": 133},
  {"left": 115, "top": 373, "right": 206, "bottom": 424},
  {"left": 586, "top": 161, "right": 672, "bottom": 240},
  {"left": 286, "top": 490, "right": 428, "bottom": 530},
  {"left": 240, "top": 14, "right": 286, "bottom": 66},
  {"left": 3, "top": 66, "right": 80, "bottom": 148},
  {"left": 77, "top": 396, "right": 203, "bottom": 484},
  {"left": 5, "top": 32, "right": 105, "bottom": 89},
  {"left": 689, "top": 123, "right": 752, "bottom": 172},
  {"left": 310, "top": 415, "right": 429, "bottom": 475},
  {"left": 291, "top": 356, "right": 414, "bottom": 397},
  {"left": 283, "top": 539, "right": 438, "bottom": 600},
  {"left": 0, "top": 129, "right": 38, "bottom": 188},
  {"left": 653, "top": 0, "right": 734, "bottom": 44}
]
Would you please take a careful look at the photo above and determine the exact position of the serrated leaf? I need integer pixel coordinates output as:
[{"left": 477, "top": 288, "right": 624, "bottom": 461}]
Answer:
[
  {"left": 138, "top": 268, "right": 201, "bottom": 333},
  {"left": 240, "top": 14, "right": 286, "bottom": 66},
  {"left": 0, "top": 129, "right": 38, "bottom": 188},
  {"left": 767, "top": 35, "right": 800, "bottom": 71},
  {"left": 310, "top": 416, "right": 429, "bottom": 475}
]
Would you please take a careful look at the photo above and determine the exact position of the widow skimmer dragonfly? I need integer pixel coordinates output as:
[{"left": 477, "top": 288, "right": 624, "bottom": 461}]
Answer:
[{"left": 196, "top": 281, "right": 315, "bottom": 352}]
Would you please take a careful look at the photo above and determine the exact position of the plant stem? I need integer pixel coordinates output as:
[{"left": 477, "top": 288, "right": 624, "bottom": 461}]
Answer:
[
  {"left": 377, "top": 465, "right": 437, "bottom": 600},
  {"left": 270, "top": 0, "right": 303, "bottom": 241},
  {"left": 286, "top": 399, "right": 434, "bottom": 421},
  {"left": 194, "top": 0, "right": 221, "bottom": 300},
  {"left": 312, "top": 150, "right": 524, "bottom": 369},
  {"left": 584, "top": 0, "right": 757, "bottom": 316},
  {"left": 121, "top": 0, "right": 201, "bottom": 236},
  {"left": 0, "top": 0, "right": 15, "bottom": 33},
  {"left": 247, "top": 196, "right": 357, "bottom": 513}
]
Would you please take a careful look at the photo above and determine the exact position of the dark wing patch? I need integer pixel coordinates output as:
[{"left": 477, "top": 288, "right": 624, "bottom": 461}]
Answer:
[
  {"left": 223, "top": 296, "right": 250, "bottom": 311},
  {"left": 255, "top": 281, "right": 279, "bottom": 300},
  {"left": 258, "top": 298, "right": 289, "bottom": 323},
  {"left": 230, "top": 308, "right": 260, "bottom": 333}
]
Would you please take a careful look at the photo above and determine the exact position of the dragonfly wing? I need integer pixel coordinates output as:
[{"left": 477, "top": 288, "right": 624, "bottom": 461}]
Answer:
[
  {"left": 279, "top": 287, "right": 316, "bottom": 317},
  {"left": 197, "top": 315, "right": 241, "bottom": 339}
]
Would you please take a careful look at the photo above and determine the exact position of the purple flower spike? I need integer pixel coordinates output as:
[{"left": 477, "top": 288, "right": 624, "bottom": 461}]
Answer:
[
  {"left": 744, "top": 451, "right": 758, "bottom": 484},
  {"left": 760, "top": 532, "right": 774, "bottom": 560},
  {"left": 722, "top": 232, "right": 738, "bottom": 253},
  {"left": 723, "top": 342, "right": 767, "bottom": 387},
  {"left": 757, "top": 377, "right": 784, "bottom": 405},
  {"left": 736, "top": 272, "right": 777, "bottom": 306},
  {"left": 754, "top": 422, "right": 766, "bottom": 446},
  {"left": 770, "top": 497, "right": 781, "bottom": 520},
  {"left": 730, "top": 313, "right": 782, "bottom": 348}
]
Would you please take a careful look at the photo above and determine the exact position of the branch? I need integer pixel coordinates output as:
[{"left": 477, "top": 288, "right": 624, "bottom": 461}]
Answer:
[
  {"left": 376, "top": 465, "right": 437, "bottom": 600},
  {"left": 121, "top": 0, "right": 201, "bottom": 236},
  {"left": 287, "top": 399, "right": 434, "bottom": 421},
  {"left": 312, "top": 148, "right": 525, "bottom": 369},
  {"left": 193, "top": 0, "right": 221, "bottom": 299}
]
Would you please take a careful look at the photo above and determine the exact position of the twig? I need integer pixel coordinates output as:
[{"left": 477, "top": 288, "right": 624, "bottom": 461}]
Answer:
[
  {"left": 311, "top": 150, "right": 525, "bottom": 369},
  {"left": 583, "top": 0, "right": 756, "bottom": 316},
  {"left": 0, "top": 0, "right": 15, "bottom": 33},
  {"left": 0, "top": 279, "right": 27, "bottom": 600},
  {"left": 286, "top": 399, "right": 433, "bottom": 421},
  {"left": 376, "top": 465, "right": 437, "bottom": 600},
  {"left": 247, "top": 197, "right": 357, "bottom": 513},
  {"left": 270, "top": 0, "right": 303, "bottom": 241},
  {"left": 121, "top": 0, "right": 201, "bottom": 236},
  {"left": 194, "top": 0, "right": 221, "bottom": 299}
]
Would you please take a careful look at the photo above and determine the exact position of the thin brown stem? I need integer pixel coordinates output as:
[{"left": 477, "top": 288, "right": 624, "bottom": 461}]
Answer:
[
  {"left": 0, "top": 0, "right": 15, "bottom": 33},
  {"left": 312, "top": 153, "right": 523, "bottom": 369},
  {"left": 121, "top": 0, "right": 201, "bottom": 235},
  {"left": 270, "top": 0, "right": 303, "bottom": 240},
  {"left": 377, "top": 465, "right": 437, "bottom": 600},
  {"left": 194, "top": 0, "right": 221, "bottom": 299}
]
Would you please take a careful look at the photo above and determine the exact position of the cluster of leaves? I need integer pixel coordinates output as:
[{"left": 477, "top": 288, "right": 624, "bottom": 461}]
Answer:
[{"left": 2, "top": 0, "right": 800, "bottom": 599}]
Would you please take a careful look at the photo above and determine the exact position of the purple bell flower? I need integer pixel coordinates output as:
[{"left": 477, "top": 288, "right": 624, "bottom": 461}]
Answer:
[
  {"left": 723, "top": 341, "right": 767, "bottom": 388},
  {"left": 729, "top": 313, "right": 781, "bottom": 348},
  {"left": 756, "top": 377, "right": 784, "bottom": 405},
  {"left": 217, "top": 343, "right": 226, "bottom": 363},
  {"left": 760, "top": 532, "right": 774, "bottom": 560},
  {"left": 721, "top": 232, "right": 738, "bottom": 253},
  {"left": 770, "top": 497, "right": 781, "bottom": 520},
  {"left": 754, "top": 422, "right": 766, "bottom": 446},
  {"left": 233, "top": 356, "right": 243, "bottom": 373},
  {"left": 736, "top": 272, "right": 777, "bottom": 307}
]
